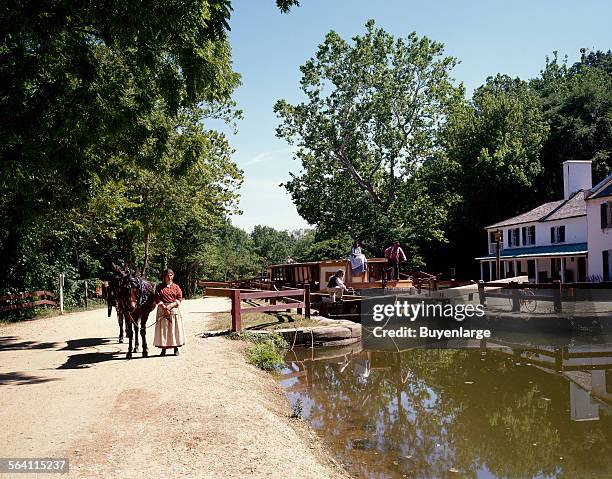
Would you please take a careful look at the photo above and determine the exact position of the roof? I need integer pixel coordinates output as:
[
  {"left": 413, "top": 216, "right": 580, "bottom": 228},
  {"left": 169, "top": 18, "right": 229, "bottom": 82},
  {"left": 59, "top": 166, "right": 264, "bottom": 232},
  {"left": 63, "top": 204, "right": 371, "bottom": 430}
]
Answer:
[
  {"left": 541, "top": 191, "right": 586, "bottom": 221},
  {"left": 486, "top": 191, "right": 586, "bottom": 229},
  {"left": 475, "top": 242, "right": 588, "bottom": 260},
  {"left": 587, "top": 173, "right": 612, "bottom": 200}
]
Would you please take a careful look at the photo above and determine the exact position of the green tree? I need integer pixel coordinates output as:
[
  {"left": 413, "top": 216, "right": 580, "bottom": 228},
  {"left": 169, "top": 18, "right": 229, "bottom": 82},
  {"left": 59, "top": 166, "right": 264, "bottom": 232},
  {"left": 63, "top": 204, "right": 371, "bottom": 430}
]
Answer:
[
  {"left": 0, "top": 0, "right": 296, "bottom": 296},
  {"left": 299, "top": 233, "right": 353, "bottom": 262},
  {"left": 532, "top": 50, "right": 612, "bottom": 198},
  {"left": 275, "top": 20, "right": 463, "bottom": 258},
  {"left": 427, "top": 74, "right": 549, "bottom": 276},
  {"left": 250, "top": 226, "right": 297, "bottom": 266}
]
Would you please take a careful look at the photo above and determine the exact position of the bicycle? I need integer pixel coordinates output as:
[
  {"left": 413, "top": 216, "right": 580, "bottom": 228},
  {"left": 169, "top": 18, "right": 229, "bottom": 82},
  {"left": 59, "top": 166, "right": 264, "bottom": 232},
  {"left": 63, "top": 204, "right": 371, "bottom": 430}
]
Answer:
[{"left": 508, "top": 288, "right": 537, "bottom": 313}]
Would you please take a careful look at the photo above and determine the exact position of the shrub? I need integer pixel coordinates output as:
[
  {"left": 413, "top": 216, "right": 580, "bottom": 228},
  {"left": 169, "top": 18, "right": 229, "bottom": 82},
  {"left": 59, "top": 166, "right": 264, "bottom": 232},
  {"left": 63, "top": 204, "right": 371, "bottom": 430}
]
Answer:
[
  {"left": 229, "top": 331, "right": 289, "bottom": 371},
  {"left": 246, "top": 342, "right": 286, "bottom": 371}
]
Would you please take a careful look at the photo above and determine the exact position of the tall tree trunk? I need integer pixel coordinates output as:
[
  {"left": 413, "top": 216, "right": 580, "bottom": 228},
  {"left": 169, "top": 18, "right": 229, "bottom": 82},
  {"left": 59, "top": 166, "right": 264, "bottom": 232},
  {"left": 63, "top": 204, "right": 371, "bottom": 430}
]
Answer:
[
  {"left": 142, "top": 231, "right": 151, "bottom": 277},
  {"left": 184, "top": 268, "right": 191, "bottom": 298}
]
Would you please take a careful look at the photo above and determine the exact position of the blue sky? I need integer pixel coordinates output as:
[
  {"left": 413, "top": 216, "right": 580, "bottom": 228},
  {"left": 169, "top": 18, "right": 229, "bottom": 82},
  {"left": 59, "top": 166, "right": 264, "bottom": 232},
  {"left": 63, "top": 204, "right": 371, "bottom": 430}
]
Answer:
[{"left": 225, "top": 0, "right": 612, "bottom": 233}]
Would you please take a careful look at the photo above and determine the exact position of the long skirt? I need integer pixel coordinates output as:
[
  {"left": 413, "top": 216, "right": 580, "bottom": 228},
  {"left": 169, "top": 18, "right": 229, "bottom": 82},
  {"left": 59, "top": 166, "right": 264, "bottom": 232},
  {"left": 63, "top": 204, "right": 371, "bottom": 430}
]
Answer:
[
  {"left": 154, "top": 305, "right": 186, "bottom": 348},
  {"left": 350, "top": 254, "right": 367, "bottom": 275}
]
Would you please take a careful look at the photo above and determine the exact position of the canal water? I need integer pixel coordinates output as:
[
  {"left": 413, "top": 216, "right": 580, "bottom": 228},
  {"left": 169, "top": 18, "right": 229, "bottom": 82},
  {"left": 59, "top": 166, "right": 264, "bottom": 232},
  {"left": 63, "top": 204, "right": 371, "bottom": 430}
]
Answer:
[{"left": 280, "top": 341, "right": 612, "bottom": 478}]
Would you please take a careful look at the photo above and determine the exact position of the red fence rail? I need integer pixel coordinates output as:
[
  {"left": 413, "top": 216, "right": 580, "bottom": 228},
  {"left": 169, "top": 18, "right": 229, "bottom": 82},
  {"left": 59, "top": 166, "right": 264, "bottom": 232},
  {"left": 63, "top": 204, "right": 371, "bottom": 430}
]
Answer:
[
  {"left": 204, "top": 285, "right": 311, "bottom": 332},
  {"left": 0, "top": 290, "right": 57, "bottom": 313}
]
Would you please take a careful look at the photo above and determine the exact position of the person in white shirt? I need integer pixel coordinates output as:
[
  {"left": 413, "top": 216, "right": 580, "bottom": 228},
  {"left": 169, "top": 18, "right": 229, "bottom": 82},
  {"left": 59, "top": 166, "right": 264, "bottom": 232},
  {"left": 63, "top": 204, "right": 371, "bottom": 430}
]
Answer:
[{"left": 326, "top": 269, "right": 347, "bottom": 301}]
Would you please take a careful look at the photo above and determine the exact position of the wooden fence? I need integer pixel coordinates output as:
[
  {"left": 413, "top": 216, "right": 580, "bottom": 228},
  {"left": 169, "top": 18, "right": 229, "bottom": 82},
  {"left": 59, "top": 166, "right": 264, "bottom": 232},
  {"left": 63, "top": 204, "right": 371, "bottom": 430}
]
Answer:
[
  {"left": 477, "top": 280, "right": 612, "bottom": 313},
  {"left": 204, "top": 285, "right": 311, "bottom": 332},
  {"left": 198, "top": 277, "right": 274, "bottom": 293},
  {"left": 410, "top": 277, "right": 475, "bottom": 295},
  {"left": 0, "top": 291, "right": 57, "bottom": 313}
]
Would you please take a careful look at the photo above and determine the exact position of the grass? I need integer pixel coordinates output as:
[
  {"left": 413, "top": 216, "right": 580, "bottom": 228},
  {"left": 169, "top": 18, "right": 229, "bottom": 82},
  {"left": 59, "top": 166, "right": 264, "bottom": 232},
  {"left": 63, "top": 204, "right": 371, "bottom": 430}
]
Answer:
[
  {"left": 208, "top": 310, "right": 322, "bottom": 332},
  {"left": 228, "top": 331, "right": 289, "bottom": 371}
]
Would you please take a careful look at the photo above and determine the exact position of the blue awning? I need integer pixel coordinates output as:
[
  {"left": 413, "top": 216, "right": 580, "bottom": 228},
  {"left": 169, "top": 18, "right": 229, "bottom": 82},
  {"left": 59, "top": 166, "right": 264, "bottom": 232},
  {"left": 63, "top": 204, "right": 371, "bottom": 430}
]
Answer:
[{"left": 475, "top": 242, "right": 588, "bottom": 261}]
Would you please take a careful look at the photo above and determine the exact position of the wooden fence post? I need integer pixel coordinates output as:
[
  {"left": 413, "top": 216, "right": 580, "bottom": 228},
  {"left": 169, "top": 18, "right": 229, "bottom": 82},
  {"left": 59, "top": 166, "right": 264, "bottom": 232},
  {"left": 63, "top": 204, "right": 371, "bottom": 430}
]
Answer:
[
  {"left": 478, "top": 280, "right": 486, "bottom": 306},
  {"left": 553, "top": 280, "right": 562, "bottom": 313},
  {"left": 59, "top": 274, "right": 65, "bottom": 315},
  {"left": 510, "top": 281, "right": 519, "bottom": 312},
  {"left": 231, "top": 289, "right": 242, "bottom": 332},
  {"left": 297, "top": 285, "right": 302, "bottom": 314},
  {"left": 304, "top": 284, "right": 311, "bottom": 319},
  {"left": 554, "top": 347, "right": 564, "bottom": 371}
]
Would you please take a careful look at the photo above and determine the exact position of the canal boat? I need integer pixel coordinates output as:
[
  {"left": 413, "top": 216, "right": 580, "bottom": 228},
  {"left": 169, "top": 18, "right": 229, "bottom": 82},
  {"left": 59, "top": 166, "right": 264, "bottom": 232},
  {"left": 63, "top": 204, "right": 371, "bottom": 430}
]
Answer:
[{"left": 267, "top": 257, "right": 414, "bottom": 291}]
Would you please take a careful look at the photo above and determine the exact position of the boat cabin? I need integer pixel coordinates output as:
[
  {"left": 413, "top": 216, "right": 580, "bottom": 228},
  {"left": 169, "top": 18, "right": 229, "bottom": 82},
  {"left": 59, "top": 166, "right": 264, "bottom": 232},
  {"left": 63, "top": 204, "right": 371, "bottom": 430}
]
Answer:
[{"left": 268, "top": 258, "right": 413, "bottom": 291}]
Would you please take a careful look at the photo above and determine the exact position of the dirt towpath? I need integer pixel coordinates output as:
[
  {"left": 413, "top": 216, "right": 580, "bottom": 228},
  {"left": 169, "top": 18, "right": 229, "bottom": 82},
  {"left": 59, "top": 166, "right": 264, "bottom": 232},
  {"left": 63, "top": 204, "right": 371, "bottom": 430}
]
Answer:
[{"left": 0, "top": 298, "right": 347, "bottom": 479}]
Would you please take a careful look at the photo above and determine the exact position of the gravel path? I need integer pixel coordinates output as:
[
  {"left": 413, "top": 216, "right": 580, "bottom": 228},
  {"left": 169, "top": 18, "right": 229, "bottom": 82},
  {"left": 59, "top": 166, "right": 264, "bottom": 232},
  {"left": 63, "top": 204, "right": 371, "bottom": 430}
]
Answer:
[{"left": 0, "top": 298, "right": 347, "bottom": 479}]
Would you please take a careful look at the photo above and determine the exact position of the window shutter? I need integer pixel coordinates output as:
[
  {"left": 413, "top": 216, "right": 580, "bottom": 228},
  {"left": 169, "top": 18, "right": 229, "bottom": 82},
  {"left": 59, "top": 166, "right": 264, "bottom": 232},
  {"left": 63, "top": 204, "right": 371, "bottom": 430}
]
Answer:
[
  {"left": 522, "top": 227, "right": 526, "bottom": 245},
  {"left": 559, "top": 225, "right": 565, "bottom": 243},
  {"left": 604, "top": 251, "right": 610, "bottom": 282},
  {"left": 550, "top": 227, "right": 555, "bottom": 244},
  {"left": 507, "top": 230, "right": 511, "bottom": 247},
  {"left": 602, "top": 203, "right": 609, "bottom": 229}
]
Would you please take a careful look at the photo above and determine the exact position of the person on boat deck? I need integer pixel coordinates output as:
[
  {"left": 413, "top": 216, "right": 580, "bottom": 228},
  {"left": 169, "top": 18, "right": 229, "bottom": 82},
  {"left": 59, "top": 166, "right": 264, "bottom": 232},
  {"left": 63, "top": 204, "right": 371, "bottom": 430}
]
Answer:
[
  {"left": 154, "top": 268, "right": 185, "bottom": 356},
  {"left": 327, "top": 269, "right": 348, "bottom": 301},
  {"left": 350, "top": 240, "right": 367, "bottom": 281},
  {"left": 384, "top": 240, "right": 406, "bottom": 280}
]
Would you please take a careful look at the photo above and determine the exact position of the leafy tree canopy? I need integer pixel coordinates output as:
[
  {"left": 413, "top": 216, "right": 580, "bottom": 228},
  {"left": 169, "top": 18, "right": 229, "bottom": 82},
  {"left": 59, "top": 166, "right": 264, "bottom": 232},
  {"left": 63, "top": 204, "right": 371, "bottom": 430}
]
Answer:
[{"left": 275, "top": 20, "right": 463, "bottom": 261}]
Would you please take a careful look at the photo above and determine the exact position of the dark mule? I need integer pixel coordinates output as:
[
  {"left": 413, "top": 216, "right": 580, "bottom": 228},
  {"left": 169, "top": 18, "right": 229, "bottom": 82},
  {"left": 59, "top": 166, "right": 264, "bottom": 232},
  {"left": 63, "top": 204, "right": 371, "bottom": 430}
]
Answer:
[
  {"left": 106, "top": 267, "right": 126, "bottom": 343},
  {"left": 114, "top": 265, "right": 156, "bottom": 359}
]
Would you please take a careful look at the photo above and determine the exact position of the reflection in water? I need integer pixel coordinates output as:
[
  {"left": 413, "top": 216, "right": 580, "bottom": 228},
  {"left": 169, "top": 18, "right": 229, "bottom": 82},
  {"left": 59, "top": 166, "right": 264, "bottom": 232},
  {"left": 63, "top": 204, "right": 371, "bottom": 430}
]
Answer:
[{"left": 280, "top": 342, "right": 612, "bottom": 479}]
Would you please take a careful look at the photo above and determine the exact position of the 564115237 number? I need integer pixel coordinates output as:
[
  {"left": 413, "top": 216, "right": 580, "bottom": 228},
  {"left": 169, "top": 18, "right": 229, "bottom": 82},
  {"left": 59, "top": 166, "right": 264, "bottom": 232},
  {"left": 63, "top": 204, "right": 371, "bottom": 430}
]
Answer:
[{"left": 0, "top": 458, "right": 69, "bottom": 474}]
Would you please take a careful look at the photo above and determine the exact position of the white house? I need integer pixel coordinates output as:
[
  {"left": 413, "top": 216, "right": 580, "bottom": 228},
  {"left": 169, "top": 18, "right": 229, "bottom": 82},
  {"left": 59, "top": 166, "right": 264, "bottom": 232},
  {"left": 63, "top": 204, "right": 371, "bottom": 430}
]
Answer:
[
  {"left": 476, "top": 160, "right": 612, "bottom": 283},
  {"left": 586, "top": 173, "right": 612, "bottom": 281}
]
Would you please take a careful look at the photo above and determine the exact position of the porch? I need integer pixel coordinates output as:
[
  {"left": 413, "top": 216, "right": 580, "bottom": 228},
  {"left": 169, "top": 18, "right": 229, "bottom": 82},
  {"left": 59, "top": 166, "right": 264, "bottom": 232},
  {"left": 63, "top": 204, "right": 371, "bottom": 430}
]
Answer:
[{"left": 476, "top": 243, "right": 588, "bottom": 283}]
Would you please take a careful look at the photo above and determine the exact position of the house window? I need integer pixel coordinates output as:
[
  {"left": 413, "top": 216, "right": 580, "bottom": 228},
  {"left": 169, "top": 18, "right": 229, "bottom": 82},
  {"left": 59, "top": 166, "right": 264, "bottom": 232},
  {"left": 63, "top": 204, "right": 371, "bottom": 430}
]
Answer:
[
  {"left": 522, "top": 226, "right": 536, "bottom": 246},
  {"left": 490, "top": 231, "right": 504, "bottom": 254},
  {"left": 528, "top": 226, "right": 535, "bottom": 245},
  {"left": 550, "top": 225, "right": 565, "bottom": 244},
  {"left": 508, "top": 228, "right": 520, "bottom": 247},
  {"left": 602, "top": 202, "right": 612, "bottom": 229}
]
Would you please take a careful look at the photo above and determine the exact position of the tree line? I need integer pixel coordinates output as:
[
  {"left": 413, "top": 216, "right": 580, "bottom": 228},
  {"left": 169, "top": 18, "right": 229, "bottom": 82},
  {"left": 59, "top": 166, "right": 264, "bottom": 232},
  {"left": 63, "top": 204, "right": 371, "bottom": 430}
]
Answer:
[
  {"left": 1, "top": 6, "right": 610, "bottom": 309},
  {"left": 0, "top": 0, "right": 298, "bottom": 306},
  {"left": 276, "top": 21, "right": 612, "bottom": 277}
]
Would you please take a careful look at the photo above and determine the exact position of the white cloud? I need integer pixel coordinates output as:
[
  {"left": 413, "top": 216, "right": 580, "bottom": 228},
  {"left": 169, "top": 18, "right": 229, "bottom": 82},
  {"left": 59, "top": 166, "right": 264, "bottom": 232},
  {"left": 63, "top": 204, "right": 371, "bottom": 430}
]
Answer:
[{"left": 241, "top": 147, "right": 295, "bottom": 166}]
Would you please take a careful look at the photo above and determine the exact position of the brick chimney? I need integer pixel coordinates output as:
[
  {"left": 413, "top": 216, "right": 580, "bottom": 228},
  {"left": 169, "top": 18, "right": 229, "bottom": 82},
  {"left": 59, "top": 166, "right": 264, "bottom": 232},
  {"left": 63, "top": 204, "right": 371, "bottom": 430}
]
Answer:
[{"left": 563, "top": 160, "right": 592, "bottom": 199}]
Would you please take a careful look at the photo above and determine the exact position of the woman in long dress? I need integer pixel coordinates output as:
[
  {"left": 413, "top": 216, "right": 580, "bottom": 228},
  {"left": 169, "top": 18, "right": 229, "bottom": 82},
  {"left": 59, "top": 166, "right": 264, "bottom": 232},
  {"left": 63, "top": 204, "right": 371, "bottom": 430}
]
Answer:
[
  {"left": 154, "top": 268, "right": 185, "bottom": 356},
  {"left": 350, "top": 240, "right": 368, "bottom": 281}
]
